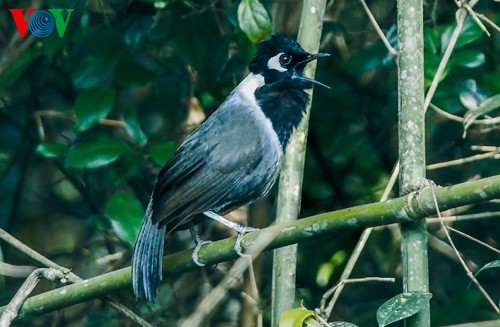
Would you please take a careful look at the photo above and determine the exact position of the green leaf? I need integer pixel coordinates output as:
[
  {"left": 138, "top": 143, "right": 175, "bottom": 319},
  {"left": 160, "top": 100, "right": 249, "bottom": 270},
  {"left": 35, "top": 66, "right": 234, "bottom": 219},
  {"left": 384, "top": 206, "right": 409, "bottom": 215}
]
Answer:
[
  {"left": 168, "top": 3, "right": 222, "bottom": 70},
  {"left": 454, "top": 49, "right": 485, "bottom": 68},
  {"left": 0, "top": 45, "right": 43, "bottom": 90},
  {"left": 104, "top": 193, "right": 143, "bottom": 246},
  {"left": 112, "top": 152, "right": 144, "bottom": 186},
  {"left": 424, "top": 54, "right": 450, "bottom": 88},
  {"left": 41, "top": 33, "right": 65, "bottom": 60},
  {"left": 35, "top": 142, "right": 68, "bottom": 158},
  {"left": 316, "top": 262, "right": 334, "bottom": 287},
  {"left": 237, "top": 0, "right": 272, "bottom": 43},
  {"left": 464, "top": 93, "right": 500, "bottom": 132},
  {"left": 467, "top": 260, "right": 500, "bottom": 288},
  {"left": 73, "top": 87, "right": 117, "bottom": 132},
  {"left": 83, "top": 29, "right": 127, "bottom": 61},
  {"left": 377, "top": 292, "right": 432, "bottom": 327},
  {"left": 441, "top": 16, "right": 484, "bottom": 53},
  {"left": 115, "top": 63, "right": 156, "bottom": 86},
  {"left": 473, "top": 93, "right": 500, "bottom": 114},
  {"left": 124, "top": 106, "right": 148, "bottom": 146},
  {"left": 343, "top": 42, "right": 389, "bottom": 76},
  {"left": 458, "top": 79, "right": 487, "bottom": 110},
  {"left": 483, "top": 72, "right": 500, "bottom": 94},
  {"left": 69, "top": 57, "right": 110, "bottom": 90},
  {"left": 329, "top": 323, "right": 359, "bottom": 327},
  {"left": 149, "top": 141, "right": 177, "bottom": 166},
  {"left": 64, "top": 134, "right": 129, "bottom": 169},
  {"left": 304, "top": 318, "right": 321, "bottom": 327},
  {"left": 424, "top": 27, "right": 439, "bottom": 55},
  {"left": 279, "top": 308, "right": 320, "bottom": 327},
  {"left": 202, "top": 35, "right": 231, "bottom": 82},
  {"left": 475, "top": 260, "right": 500, "bottom": 277},
  {"left": 87, "top": 214, "right": 111, "bottom": 231}
]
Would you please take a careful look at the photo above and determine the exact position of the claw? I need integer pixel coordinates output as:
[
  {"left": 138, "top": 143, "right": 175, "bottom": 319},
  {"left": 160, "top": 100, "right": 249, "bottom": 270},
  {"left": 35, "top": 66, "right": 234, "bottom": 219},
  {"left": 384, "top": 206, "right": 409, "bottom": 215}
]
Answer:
[
  {"left": 233, "top": 226, "right": 259, "bottom": 256},
  {"left": 189, "top": 223, "right": 213, "bottom": 266},
  {"left": 201, "top": 211, "right": 259, "bottom": 257},
  {"left": 192, "top": 239, "right": 213, "bottom": 267}
]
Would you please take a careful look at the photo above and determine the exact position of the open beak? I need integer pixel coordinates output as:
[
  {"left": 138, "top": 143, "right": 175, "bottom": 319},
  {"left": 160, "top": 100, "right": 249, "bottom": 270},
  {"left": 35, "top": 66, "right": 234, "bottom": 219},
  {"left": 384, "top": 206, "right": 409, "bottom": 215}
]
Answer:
[
  {"left": 297, "top": 52, "right": 330, "bottom": 67},
  {"left": 294, "top": 53, "right": 330, "bottom": 89}
]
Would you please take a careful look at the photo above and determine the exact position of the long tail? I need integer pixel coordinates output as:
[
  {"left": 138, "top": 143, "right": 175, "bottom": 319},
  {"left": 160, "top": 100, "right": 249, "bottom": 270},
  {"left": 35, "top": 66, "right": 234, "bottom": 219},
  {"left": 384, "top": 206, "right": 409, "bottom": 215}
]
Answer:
[{"left": 132, "top": 199, "right": 166, "bottom": 302}]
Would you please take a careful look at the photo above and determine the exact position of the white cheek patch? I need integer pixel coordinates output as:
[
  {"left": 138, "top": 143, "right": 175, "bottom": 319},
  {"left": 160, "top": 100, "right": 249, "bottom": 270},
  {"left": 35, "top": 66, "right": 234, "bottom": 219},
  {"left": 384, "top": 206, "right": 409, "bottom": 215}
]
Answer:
[{"left": 267, "top": 53, "right": 287, "bottom": 72}]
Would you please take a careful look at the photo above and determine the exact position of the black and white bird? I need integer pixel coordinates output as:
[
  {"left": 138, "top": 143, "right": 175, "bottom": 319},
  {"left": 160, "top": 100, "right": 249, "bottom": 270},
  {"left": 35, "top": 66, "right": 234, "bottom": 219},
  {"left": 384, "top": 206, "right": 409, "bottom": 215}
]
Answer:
[{"left": 132, "top": 33, "right": 329, "bottom": 302}]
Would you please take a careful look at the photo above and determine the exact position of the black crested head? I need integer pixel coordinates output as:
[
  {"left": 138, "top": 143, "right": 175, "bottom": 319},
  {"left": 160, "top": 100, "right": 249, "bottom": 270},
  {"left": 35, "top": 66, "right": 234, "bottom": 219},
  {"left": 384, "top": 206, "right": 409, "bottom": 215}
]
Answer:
[
  {"left": 249, "top": 33, "right": 309, "bottom": 74},
  {"left": 249, "top": 33, "right": 329, "bottom": 150},
  {"left": 249, "top": 33, "right": 329, "bottom": 89}
]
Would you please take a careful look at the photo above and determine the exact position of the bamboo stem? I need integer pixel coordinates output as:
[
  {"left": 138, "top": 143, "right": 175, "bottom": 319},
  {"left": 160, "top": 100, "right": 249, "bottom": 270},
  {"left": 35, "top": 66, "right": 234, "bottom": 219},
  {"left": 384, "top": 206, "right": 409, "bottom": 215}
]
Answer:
[
  {"left": 397, "top": 0, "right": 430, "bottom": 325},
  {"left": 271, "top": 0, "right": 326, "bottom": 325}
]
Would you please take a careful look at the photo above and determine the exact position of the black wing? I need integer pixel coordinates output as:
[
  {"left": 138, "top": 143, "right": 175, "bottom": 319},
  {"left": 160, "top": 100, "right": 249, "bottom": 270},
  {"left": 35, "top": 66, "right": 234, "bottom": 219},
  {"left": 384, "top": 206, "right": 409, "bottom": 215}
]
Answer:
[{"left": 150, "top": 103, "right": 264, "bottom": 229}]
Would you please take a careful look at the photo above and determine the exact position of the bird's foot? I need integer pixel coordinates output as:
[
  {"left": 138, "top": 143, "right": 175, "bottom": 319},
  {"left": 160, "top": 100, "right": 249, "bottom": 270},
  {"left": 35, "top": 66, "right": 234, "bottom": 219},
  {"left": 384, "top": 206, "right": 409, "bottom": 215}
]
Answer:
[
  {"left": 201, "top": 212, "right": 258, "bottom": 256},
  {"left": 192, "top": 239, "right": 213, "bottom": 267},
  {"left": 233, "top": 226, "right": 259, "bottom": 256}
]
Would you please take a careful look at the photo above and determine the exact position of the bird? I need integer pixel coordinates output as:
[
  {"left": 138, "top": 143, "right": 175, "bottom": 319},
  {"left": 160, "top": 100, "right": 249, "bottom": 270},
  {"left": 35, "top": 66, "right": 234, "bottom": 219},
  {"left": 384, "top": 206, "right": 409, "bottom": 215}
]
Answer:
[{"left": 132, "top": 33, "right": 329, "bottom": 302}]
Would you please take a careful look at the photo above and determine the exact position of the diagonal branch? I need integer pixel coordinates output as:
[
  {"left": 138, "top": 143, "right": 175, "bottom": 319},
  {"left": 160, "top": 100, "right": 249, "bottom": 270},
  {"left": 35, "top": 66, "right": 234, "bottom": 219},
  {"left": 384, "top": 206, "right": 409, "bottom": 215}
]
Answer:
[
  {"left": 0, "top": 229, "right": 152, "bottom": 326},
  {"left": 0, "top": 175, "right": 499, "bottom": 320},
  {"left": 359, "top": 0, "right": 398, "bottom": 56},
  {"left": 428, "top": 183, "right": 499, "bottom": 313},
  {"left": 423, "top": 0, "right": 481, "bottom": 113}
]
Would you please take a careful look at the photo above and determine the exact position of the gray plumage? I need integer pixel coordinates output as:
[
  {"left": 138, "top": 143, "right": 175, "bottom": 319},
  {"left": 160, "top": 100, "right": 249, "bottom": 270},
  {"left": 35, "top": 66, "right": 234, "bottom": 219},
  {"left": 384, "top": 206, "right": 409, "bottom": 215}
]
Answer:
[
  {"left": 132, "top": 75, "right": 284, "bottom": 301},
  {"left": 132, "top": 33, "right": 328, "bottom": 302}
]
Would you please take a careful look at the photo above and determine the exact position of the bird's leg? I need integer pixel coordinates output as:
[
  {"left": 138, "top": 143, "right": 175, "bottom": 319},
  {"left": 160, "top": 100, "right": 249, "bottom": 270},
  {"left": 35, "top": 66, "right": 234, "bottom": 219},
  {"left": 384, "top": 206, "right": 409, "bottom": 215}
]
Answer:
[
  {"left": 189, "top": 223, "right": 212, "bottom": 267},
  {"left": 203, "top": 211, "right": 258, "bottom": 255}
]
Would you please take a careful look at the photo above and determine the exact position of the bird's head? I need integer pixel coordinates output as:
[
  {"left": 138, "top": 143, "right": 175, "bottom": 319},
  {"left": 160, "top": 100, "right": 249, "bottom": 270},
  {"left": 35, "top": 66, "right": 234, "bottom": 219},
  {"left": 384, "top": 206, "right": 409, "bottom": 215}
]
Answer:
[{"left": 249, "top": 33, "right": 329, "bottom": 89}]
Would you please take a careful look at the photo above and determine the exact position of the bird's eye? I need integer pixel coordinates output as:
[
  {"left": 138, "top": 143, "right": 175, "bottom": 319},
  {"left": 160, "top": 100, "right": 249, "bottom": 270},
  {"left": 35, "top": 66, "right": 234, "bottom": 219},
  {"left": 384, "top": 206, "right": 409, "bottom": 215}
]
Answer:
[{"left": 279, "top": 54, "right": 292, "bottom": 66}]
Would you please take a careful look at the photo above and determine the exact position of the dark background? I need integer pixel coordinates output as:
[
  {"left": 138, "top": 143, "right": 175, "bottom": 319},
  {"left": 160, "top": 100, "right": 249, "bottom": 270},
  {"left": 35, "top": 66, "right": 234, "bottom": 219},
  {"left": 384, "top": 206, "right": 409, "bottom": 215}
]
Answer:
[{"left": 0, "top": 0, "right": 499, "bottom": 325}]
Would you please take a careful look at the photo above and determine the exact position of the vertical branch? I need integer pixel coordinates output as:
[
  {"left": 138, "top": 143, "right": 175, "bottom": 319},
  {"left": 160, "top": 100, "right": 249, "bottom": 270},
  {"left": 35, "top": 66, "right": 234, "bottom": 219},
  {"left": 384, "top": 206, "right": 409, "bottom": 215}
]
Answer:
[
  {"left": 270, "top": 0, "right": 326, "bottom": 325},
  {"left": 397, "top": 0, "right": 430, "bottom": 326}
]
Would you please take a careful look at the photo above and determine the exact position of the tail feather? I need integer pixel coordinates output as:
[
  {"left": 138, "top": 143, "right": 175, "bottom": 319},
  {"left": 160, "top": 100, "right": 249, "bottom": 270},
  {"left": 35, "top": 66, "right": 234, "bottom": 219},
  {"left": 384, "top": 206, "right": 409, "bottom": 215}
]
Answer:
[{"left": 132, "top": 199, "right": 166, "bottom": 302}]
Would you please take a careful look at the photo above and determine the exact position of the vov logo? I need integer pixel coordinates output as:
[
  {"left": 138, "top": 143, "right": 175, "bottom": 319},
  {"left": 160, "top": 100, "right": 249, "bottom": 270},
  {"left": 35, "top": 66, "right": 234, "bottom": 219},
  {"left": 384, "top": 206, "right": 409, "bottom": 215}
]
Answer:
[{"left": 9, "top": 8, "right": 74, "bottom": 38}]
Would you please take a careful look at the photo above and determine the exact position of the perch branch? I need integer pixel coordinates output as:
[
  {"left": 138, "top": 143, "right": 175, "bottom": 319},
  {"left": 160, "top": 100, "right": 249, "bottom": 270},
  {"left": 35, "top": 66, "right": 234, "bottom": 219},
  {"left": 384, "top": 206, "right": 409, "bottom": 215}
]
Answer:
[{"left": 0, "top": 175, "right": 498, "bottom": 319}]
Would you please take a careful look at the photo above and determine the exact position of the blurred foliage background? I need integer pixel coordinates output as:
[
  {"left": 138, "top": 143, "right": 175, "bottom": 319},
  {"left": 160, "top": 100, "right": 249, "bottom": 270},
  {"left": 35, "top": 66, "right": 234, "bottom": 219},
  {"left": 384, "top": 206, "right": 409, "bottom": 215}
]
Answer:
[{"left": 0, "top": 0, "right": 499, "bottom": 326}]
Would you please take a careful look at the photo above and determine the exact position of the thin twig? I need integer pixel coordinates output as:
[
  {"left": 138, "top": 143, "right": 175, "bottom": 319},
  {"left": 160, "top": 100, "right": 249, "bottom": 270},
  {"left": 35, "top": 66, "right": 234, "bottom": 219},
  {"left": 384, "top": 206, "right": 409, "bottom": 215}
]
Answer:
[
  {"left": 359, "top": 0, "right": 398, "bottom": 56},
  {"left": 34, "top": 110, "right": 125, "bottom": 140},
  {"left": 320, "top": 277, "right": 396, "bottom": 316},
  {"left": 245, "top": 258, "right": 262, "bottom": 326},
  {"left": 0, "top": 0, "right": 41, "bottom": 75},
  {"left": 103, "top": 299, "right": 154, "bottom": 327},
  {"left": 426, "top": 151, "right": 499, "bottom": 170},
  {"left": 0, "top": 268, "right": 69, "bottom": 326},
  {"left": 430, "top": 0, "right": 439, "bottom": 27},
  {"left": 429, "top": 103, "right": 500, "bottom": 125},
  {"left": 96, "top": 0, "right": 112, "bottom": 27},
  {"left": 471, "top": 145, "right": 499, "bottom": 152},
  {"left": 427, "top": 182, "right": 499, "bottom": 313},
  {"left": 0, "top": 228, "right": 78, "bottom": 282},
  {"left": 0, "top": 263, "right": 36, "bottom": 278},
  {"left": 321, "top": 161, "right": 399, "bottom": 319},
  {"left": 462, "top": 2, "right": 490, "bottom": 37},
  {"left": 314, "top": 310, "right": 331, "bottom": 327},
  {"left": 475, "top": 12, "right": 500, "bottom": 33},
  {"left": 426, "top": 211, "right": 500, "bottom": 224},
  {"left": 446, "top": 225, "right": 500, "bottom": 255},
  {"left": 424, "top": 0, "right": 481, "bottom": 112},
  {"left": 0, "top": 228, "right": 151, "bottom": 326},
  {"left": 427, "top": 233, "right": 469, "bottom": 266},
  {"left": 179, "top": 225, "right": 282, "bottom": 327}
]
